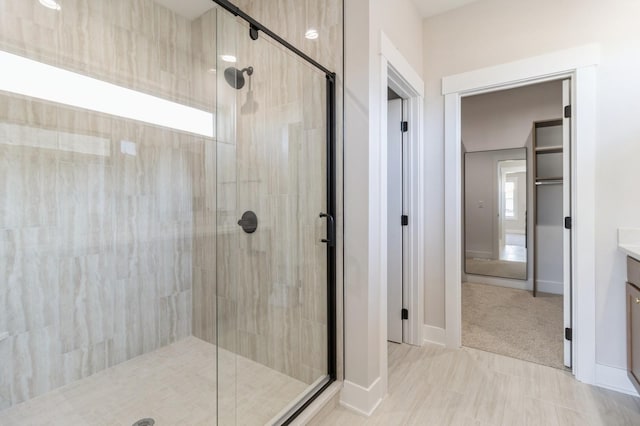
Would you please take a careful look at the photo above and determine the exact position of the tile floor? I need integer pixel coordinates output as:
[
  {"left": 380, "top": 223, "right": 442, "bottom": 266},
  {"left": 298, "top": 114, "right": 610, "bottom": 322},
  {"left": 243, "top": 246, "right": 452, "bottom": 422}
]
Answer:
[
  {"left": 315, "top": 343, "right": 640, "bottom": 425},
  {"left": 4, "top": 338, "right": 639, "bottom": 425},
  {"left": 0, "top": 337, "right": 309, "bottom": 425}
]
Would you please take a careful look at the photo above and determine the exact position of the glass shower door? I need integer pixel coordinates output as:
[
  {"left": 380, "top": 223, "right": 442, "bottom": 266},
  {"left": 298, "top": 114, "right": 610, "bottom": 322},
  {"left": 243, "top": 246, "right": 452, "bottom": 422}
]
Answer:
[{"left": 215, "top": 8, "right": 332, "bottom": 425}]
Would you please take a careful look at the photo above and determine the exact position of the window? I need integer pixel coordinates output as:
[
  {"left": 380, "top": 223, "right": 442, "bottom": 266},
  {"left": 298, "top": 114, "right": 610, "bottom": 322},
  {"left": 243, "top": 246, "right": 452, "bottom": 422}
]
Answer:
[{"left": 504, "top": 181, "right": 515, "bottom": 218}]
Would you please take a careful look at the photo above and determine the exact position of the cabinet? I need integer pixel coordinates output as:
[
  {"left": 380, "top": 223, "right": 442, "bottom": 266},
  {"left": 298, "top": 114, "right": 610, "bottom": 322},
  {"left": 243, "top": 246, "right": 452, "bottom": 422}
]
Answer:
[{"left": 626, "top": 256, "right": 640, "bottom": 393}]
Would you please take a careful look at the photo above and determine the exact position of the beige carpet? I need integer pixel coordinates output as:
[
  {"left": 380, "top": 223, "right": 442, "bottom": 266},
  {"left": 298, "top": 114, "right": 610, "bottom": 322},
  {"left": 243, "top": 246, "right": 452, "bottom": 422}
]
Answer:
[{"left": 462, "top": 281, "right": 564, "bottom": 369}]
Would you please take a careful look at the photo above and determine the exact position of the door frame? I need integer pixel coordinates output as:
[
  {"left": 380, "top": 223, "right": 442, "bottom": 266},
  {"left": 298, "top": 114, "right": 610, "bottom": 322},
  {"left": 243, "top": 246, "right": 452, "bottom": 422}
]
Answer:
[
  {"left": 378, "top": 31, "right": 425, "bottom": 355},
  {"left": 443, "top": 44, "right": 599, "bottom": 384}
]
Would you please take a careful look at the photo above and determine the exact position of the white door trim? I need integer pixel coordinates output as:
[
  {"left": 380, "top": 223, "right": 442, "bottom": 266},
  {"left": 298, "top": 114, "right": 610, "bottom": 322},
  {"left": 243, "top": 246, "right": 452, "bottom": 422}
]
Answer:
[
  {"left": 379, "top": 30, "right": 425, "bottom": 355},
  {"left": 443, "top": 44, "right": 599, "bottom": 385}
]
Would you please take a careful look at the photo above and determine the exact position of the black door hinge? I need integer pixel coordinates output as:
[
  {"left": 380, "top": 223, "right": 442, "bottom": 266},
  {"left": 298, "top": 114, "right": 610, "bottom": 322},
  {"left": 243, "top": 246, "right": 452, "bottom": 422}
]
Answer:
[
  {"left": 402, "top": 308, "right": 409, "bottom": 320},
  {"left": 401, "top": 215, "right": 408, "bottom": 226},
  {"left": 401, "top": 121, "right": 408, "bottom": 132},
  {"left": 564, "top": 105, "right": 572, "bottom": 118},
  {"left": 564, "top": 216, "right": 572, "bottom": 230},
  {"left": 565, "top": 327, "right": 572, "bottom": 341}
]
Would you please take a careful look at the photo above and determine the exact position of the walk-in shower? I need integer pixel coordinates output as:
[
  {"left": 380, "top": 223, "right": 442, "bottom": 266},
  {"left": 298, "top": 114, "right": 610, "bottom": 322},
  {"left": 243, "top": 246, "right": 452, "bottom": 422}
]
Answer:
[{"left": 0, "top": 0, "right": 337, "bottom": 424}]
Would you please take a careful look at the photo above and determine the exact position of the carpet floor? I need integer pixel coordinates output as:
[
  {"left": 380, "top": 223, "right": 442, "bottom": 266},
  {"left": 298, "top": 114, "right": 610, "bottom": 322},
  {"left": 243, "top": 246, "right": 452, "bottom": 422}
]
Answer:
[{"left": 462, "top": 281, "right": 565, "bottom": 369}]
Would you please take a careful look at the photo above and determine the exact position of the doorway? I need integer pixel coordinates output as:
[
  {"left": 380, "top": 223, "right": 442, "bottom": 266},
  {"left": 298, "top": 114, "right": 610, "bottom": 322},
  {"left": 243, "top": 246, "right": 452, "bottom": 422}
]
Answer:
[
  {"left": 460, "top": 80, "right": 572, "bottom": 370},
  {"left": 443, "top": 45, "right": 599, "bottom": 384}
]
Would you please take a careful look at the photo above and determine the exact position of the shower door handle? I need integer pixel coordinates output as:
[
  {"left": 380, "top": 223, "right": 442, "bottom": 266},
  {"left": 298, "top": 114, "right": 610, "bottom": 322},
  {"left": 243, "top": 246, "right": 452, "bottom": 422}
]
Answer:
[{"left": 319, "top": 212, "right": 335, "bottom": 247}]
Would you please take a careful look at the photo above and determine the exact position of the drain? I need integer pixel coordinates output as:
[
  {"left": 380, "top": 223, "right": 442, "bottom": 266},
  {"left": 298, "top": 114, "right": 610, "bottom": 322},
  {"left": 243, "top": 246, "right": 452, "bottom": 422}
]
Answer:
[{"left": 132, "top": 419, "right": 155, "bottom": 426}]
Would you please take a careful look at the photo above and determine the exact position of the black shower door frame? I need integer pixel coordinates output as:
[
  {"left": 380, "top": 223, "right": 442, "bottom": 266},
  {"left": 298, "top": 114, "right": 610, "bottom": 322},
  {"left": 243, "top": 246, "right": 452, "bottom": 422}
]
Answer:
[{"left": 211, "top": 1, "right": 337, "bottom": 424}]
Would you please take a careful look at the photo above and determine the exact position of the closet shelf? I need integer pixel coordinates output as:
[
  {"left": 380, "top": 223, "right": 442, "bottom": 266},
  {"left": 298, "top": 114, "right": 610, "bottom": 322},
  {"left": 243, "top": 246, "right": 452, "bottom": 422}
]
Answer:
[{"left": 536, "top": 176, "right": 563, "bottom": 181}]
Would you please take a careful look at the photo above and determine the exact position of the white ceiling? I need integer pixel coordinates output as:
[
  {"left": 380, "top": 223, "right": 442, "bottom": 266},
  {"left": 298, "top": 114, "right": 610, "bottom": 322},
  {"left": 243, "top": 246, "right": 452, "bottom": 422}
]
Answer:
[
  {"left": 152, "top": 0, "right": 215, "bottom": 20},
  {"left": 154, "top": 0, "right": 479, "bottom": 21},
  {"left": 412, "top": 0, "right": 480, "bottom": 18}
]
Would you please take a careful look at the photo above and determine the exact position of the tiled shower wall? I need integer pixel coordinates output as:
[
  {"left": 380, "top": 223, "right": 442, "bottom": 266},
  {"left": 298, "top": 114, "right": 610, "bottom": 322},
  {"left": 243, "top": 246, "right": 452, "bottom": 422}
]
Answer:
[
  {"left": 189, "top": 0, "right": 343, "bottom": 385},
  {"left": 229, "top": 0, "right": 344, "bottom": 384},
  {"left": 0, "top": 0, "right": 343, "bottom": 412},
  {"left": 0, "top": 0, "right": 210, "bottom": 410},
  {"left": 190, "top": 8, "right": 219, "bottom": 348}
]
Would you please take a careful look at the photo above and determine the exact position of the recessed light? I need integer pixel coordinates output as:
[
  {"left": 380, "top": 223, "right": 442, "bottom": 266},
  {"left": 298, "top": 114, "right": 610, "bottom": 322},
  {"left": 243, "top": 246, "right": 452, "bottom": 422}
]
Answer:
[
  {"left": 220, "top": 55, "right": 237, "bottom": 63},
  {"left": 305, "top": 29, "right": 319, "bottom": 40},
  {"left": 39, "top": 0, "right": 61, "bottom": 10}
]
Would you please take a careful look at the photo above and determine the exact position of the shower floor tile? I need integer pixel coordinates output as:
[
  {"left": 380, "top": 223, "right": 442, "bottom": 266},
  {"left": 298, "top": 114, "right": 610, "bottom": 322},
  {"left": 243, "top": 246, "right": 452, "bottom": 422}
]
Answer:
[{"left": 0, "top": 337, "right": 309, "bottom": 425}]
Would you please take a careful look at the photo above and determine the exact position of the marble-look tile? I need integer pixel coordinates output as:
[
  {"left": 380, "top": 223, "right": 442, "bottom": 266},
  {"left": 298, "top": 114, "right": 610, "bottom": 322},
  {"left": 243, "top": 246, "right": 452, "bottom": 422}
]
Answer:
[
  {"left": 315, "top": 344, "right": 640, "bottom": 426},
  {"left": 0, "top": 337, "right": 312, "bottom": 425},
  {"left": 2, "top": 87, "right": 197, "bottom": 415},
  {"left": 1, "top": 0, "right": 344, "bottom": 415},
  {"left": 203, "top": 1, "right": 339, "bottom": 386}
]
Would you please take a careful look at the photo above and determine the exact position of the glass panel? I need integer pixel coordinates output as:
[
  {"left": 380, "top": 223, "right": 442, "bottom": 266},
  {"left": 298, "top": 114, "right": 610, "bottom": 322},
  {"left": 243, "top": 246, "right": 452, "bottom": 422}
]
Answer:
[
  {"left": 0, "top": 1, "right": 331, "bottom": 423},
  {"left": 216, "top": 9, "right": 329, "bottom": 426},
  {"left": 0, "top": 1, "right": 218, "bottom": 424}
]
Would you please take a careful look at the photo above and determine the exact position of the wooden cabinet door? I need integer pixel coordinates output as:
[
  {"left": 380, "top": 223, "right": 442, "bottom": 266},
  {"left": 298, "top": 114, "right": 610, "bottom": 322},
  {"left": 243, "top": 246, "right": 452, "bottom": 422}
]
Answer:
[{"left": 627, "top": 281, "right": 640, "bottom": 393}]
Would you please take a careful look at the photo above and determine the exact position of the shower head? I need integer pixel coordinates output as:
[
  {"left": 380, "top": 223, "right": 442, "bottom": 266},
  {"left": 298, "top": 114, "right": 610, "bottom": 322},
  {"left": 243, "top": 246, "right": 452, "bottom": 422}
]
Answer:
[{"left": 224, "top": 66, "right": 253, "bottom": 90}]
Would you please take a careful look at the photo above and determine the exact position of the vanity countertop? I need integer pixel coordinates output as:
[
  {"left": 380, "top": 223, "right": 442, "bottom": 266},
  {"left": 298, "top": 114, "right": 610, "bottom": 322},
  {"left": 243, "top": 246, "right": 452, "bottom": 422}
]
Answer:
[{"left": 619, "top": 228, "right": 640, "bottom": 261}]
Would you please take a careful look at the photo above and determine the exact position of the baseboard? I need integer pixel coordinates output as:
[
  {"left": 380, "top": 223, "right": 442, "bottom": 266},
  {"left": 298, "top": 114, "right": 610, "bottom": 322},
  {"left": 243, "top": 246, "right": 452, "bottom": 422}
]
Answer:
[
  {"left": 465, "top": 250, "right": 493, "bottom": 259},
  {"left": 594, "top": 363, "right": 639, "bottom": 397},
  {"left": 339, "top": 377, "right": 383, "bottom": 416},
  {"left": 536, "top": 280, "right": 563, "bottom": 295},
  {"left": 465, "top": 275, "right": 532, "bottom": 291},
  {"left": 423, "top": 325, "right": 446, "bottom": 347}
]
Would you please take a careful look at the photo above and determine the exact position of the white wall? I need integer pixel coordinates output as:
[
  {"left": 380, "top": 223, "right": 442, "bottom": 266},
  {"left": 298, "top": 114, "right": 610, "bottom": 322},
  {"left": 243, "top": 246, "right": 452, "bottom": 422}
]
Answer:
[
  {"left": 461, "top": 82, "right": 562, "bottom": 152},
  {"left": 371, "top": 1, "right": 424, "bottom": 74},
  {"left": 344, "top": 0, "right": 423, "bottom": 412},
  {"left": 423, "top": 0, "right": 640, "bottom": 369}
]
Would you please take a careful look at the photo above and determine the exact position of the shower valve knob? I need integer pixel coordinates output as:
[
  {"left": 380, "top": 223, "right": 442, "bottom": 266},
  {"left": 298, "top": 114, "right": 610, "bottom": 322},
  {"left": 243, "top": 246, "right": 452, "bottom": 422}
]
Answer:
[{"left": 237, "top": 211, "right": 258, "bottom": 234}]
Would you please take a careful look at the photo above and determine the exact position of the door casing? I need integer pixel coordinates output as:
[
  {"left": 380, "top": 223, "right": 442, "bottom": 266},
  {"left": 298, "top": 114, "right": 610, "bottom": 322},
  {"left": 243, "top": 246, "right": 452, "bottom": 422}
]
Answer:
[{"left": 443, "top": 44, "right": 599, "bottom": 385}]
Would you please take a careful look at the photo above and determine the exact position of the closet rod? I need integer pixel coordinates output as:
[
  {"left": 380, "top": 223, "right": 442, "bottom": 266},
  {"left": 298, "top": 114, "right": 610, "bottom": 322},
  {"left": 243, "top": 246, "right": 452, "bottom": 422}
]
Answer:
[{"left": 535, "top": 180, "right": 563, "bottom": 185}]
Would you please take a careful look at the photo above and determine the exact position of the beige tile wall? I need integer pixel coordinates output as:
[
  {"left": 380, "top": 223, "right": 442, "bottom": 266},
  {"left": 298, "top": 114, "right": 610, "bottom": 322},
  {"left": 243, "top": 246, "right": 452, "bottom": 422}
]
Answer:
[
  {"left": 207, "top": 0, "right": 343, "bottom": 385},
  {"left": 190, "top": 8, "right": 219, "bottom": 347},
  {"left": 234, "top": 0, "right": 345, "bottom": 382},
  {"left": 0, "top": 0, "right": 208, "bottom": 411},
  {"left": 0, "top": 0, "right": 343, "bottom": 414}
]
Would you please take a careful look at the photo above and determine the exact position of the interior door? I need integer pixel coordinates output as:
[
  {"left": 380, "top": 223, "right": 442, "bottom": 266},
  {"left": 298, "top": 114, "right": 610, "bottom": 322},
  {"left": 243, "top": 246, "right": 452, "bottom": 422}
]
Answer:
[
  {"left": 387, "top": 98, "right": 403, "bottom": 343},
  {"left": 562, "top": 78, "right": 573, "bottom": 368}
]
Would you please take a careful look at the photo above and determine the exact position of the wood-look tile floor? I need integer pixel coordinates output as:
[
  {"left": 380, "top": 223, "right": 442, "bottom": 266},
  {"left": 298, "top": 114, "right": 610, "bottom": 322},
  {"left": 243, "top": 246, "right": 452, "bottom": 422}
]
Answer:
[
  {"left": 0, "top": 337, "right": 308, "bottom": 425},
  {"left": 316, "top": 343, "right": 640, "bottom": 425}
]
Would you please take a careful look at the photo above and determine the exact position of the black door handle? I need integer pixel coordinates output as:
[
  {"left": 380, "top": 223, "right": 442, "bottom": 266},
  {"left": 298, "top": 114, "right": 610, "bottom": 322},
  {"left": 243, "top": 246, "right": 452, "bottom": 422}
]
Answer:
[{"left": 319, "top": 212, "right": 335, "bottom": 247}]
